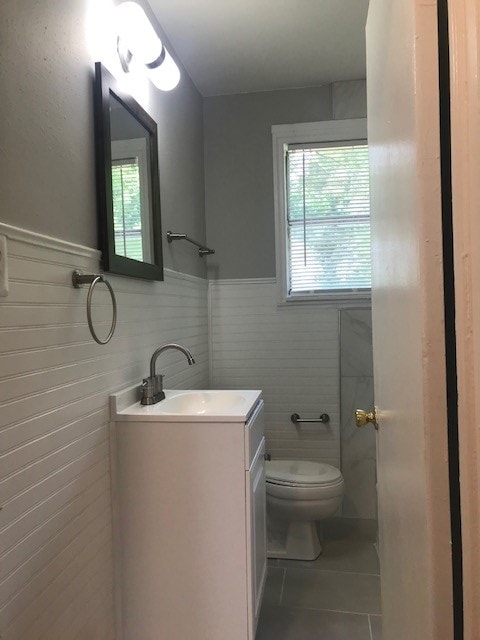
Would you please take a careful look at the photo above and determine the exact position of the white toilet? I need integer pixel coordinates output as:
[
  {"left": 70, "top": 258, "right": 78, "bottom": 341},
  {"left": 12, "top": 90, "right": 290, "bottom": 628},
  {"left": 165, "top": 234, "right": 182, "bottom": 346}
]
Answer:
[{"left": 265, "top": 459, "right": 345, "bottom": 561}]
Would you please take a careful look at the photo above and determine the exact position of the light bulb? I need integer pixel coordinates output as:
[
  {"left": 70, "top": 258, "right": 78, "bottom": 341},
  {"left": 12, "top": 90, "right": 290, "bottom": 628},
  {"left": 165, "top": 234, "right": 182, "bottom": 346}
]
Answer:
[
  {"left": 86, "top": 0, "right": 117, "bottom": 65},
  {"left": 115, "top": 1, "right": 162, "bottom": 65},
  {"left": 148, "top": 49, "right": 181, "bottom": 91}
]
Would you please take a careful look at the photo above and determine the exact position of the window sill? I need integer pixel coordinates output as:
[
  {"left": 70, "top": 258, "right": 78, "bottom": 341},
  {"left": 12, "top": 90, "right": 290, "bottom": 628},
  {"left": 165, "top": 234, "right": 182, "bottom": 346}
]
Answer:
[{"left": 277, "top": 293, "right": 372, "bottom": 309}]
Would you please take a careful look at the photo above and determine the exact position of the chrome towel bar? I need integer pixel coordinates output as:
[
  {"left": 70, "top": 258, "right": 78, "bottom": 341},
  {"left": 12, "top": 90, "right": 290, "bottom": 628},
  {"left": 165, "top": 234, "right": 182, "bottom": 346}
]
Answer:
[
  {"left": 72, "top": 270, "right": 117, "bottom": 345},
  {"left": 166, "top": 231, "right": 215, "bottom": 257},
  {"left": 291, "top": 413, "right": 330, "bottom": 425}
]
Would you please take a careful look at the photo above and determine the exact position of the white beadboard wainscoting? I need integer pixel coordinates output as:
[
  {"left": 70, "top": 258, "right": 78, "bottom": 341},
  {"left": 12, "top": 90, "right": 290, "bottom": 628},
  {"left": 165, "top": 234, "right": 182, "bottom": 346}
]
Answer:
[
  {"left": 209, "top": 279, "right": 341, "bottom": 467},
  {"left": 0, "top": 224, "right": 209, "bottom": 640}
]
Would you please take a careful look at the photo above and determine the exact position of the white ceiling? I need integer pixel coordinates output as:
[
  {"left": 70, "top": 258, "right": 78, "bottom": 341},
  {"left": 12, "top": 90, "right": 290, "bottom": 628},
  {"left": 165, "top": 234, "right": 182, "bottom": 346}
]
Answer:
[{"left": 148, "top": 0, "right": 370, "bottom": 97}]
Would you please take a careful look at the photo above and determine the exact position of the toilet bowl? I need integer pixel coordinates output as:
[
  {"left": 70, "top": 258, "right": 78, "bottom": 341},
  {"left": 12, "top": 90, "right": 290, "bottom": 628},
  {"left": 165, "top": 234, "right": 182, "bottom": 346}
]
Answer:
[{"left": 265, "top": 459, "right": 345, "bottom": 561}]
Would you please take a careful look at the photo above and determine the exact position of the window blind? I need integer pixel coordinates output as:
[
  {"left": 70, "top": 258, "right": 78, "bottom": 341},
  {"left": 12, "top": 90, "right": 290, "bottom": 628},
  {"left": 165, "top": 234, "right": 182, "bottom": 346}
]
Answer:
[
  {"left": 111, "top": 157, "right": 144, "bottom": 262},
  {"left": 286, "top": 141, "right": 371, "bottom": 295}
]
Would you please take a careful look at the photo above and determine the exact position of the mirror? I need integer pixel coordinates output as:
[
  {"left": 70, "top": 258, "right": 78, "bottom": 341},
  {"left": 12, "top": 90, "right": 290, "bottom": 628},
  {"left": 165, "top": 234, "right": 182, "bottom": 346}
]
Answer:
[{"left": 93, "top": 62, "right": 163, "bottom": 280}]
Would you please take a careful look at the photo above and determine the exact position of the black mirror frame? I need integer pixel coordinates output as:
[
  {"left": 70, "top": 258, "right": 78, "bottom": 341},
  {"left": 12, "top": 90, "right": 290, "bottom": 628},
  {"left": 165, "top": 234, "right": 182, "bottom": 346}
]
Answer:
[{"left": 93, "top": 62, "right": 164, "bottom": 281}]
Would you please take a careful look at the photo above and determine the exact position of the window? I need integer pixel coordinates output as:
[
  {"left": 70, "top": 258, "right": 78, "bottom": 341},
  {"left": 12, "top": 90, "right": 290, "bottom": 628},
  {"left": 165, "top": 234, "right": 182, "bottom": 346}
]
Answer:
[
  {"left": 112, "top": 157, "right": 144, "bottom": 261},
  {"left": 273, "top": 120, "right": 371, "bottom": 303},
  {"left": 111, "top": 138, "right": 153, "bottom": 264}
]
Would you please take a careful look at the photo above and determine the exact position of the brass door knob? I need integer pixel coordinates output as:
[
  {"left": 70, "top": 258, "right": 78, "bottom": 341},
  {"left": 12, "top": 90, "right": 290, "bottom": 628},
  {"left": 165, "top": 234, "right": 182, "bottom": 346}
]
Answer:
[{"left": 355, "top": 408, "right": 378, "bottom": 430}]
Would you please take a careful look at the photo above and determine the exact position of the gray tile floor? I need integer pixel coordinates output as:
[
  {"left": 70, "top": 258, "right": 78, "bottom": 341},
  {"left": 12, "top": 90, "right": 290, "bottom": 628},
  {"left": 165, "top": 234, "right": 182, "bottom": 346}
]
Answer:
[{"left": 257, "top": 539, "right": 382, "bottom": 640}]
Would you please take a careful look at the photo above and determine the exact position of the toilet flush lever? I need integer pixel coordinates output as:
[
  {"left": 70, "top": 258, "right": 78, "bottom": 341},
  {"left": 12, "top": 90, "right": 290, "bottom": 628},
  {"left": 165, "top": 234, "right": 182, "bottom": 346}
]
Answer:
[{"left": 355, "top": 408, "right": 378, "bottom": 430}]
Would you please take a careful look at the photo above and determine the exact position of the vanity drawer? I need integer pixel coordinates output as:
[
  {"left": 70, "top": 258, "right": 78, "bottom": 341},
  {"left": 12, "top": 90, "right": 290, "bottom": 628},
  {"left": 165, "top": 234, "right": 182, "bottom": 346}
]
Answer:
[{"left": 245, "top": 400, "right": 265, "bottom": 469}]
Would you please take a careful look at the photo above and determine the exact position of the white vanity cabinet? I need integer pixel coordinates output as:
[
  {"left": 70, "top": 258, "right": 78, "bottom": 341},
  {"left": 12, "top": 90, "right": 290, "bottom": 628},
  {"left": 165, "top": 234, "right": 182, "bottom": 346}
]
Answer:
[
  {"left": 110, "top": 388, "right": 267, "bottom": 640},
  {"left": 247, "top": 435, "right": 267, "bottom": 635}
]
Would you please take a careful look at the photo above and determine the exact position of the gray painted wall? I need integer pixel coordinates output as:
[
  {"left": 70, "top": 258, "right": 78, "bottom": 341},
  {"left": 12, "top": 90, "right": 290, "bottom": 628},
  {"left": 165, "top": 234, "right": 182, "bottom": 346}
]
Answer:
[
  {"left": 0, "top": 0, "right": 207, "bottom": 278},
  {"left": 204, "top": 79, "right": 367, "bottom": 279},
  {"left": 110, "top": 103, "right": 149, "bottom": 141}
]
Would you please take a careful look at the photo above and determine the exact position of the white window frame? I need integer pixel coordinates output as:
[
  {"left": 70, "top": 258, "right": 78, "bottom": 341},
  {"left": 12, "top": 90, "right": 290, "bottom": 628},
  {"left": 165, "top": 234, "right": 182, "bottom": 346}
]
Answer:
[{"left": 272, "top": 119, "right": 371, "bottom": 306}]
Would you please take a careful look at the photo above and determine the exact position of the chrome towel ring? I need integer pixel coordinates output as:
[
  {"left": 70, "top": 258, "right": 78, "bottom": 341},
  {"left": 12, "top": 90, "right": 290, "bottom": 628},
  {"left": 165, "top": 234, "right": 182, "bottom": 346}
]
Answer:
[{"left": 72, "top": 270, "right": 117, "bottom": 345}]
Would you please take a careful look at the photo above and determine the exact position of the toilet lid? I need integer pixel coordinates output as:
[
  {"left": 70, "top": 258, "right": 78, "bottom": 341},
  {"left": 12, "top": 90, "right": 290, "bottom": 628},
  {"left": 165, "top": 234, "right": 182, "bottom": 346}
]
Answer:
[{"left": 266, "top": 460, "right": 342, "bottom": 487}]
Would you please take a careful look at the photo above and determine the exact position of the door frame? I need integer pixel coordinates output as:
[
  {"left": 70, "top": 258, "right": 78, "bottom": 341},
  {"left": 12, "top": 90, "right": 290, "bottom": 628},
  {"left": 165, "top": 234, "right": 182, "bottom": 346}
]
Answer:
[{"left": 447, "top": 0, "right": 480, "bottom": 636}]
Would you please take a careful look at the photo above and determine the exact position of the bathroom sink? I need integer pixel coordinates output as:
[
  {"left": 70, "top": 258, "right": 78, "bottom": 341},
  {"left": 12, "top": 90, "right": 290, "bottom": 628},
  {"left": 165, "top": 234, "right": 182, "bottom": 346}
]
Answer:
[
  {"left": 111, "top": 387, "right": 262, "bottom": 423},
  {"left": 156, "top": 390, "right": 246, "bottom": 414}
]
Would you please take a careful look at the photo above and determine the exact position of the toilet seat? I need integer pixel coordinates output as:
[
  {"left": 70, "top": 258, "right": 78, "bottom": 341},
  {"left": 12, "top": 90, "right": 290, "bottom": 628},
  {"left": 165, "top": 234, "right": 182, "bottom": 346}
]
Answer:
[{"left": 266, "top": 460, "right": 342, "bottom": 488}]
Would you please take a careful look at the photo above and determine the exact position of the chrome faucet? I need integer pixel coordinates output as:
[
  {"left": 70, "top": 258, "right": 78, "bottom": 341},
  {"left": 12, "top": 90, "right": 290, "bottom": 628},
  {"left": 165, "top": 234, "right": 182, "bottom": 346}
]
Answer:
[{"left": 141, "top": 343, "right": 195, "bottom": 405}]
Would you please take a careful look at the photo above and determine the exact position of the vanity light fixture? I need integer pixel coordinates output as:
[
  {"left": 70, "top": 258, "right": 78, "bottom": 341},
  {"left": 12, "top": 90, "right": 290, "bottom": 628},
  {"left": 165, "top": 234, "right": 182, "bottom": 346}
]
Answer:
[{"left": 115, "top": 1, "right": 180, "bottom": 91}]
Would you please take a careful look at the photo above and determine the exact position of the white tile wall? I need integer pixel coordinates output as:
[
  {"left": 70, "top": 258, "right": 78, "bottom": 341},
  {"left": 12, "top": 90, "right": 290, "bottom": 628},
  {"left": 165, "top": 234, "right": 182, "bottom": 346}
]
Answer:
[
  {"left": 209, "top": 279, "right": 341, "bottom": 466},
  {"left": 0, "top": 224, "right": 209, "bottom": 640},
  {"left": 340, "top": 309, "right": 377, "bottom": 520}
]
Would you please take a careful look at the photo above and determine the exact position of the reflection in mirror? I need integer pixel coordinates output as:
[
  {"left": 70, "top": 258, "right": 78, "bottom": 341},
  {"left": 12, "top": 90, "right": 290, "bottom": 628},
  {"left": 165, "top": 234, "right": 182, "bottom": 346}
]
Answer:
[
  {"left": 93, "top": 62, "right": 163, "bottom": 281},
  {"left": 110, "top": 95, "right": 154, "bottom": 264}
]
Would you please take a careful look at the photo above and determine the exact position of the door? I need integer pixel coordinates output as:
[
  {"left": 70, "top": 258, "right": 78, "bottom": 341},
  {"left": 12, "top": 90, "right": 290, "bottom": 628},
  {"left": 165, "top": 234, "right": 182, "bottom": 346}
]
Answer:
[{"left": 366, "top": 0, "right": 454, "bottom": 638}]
